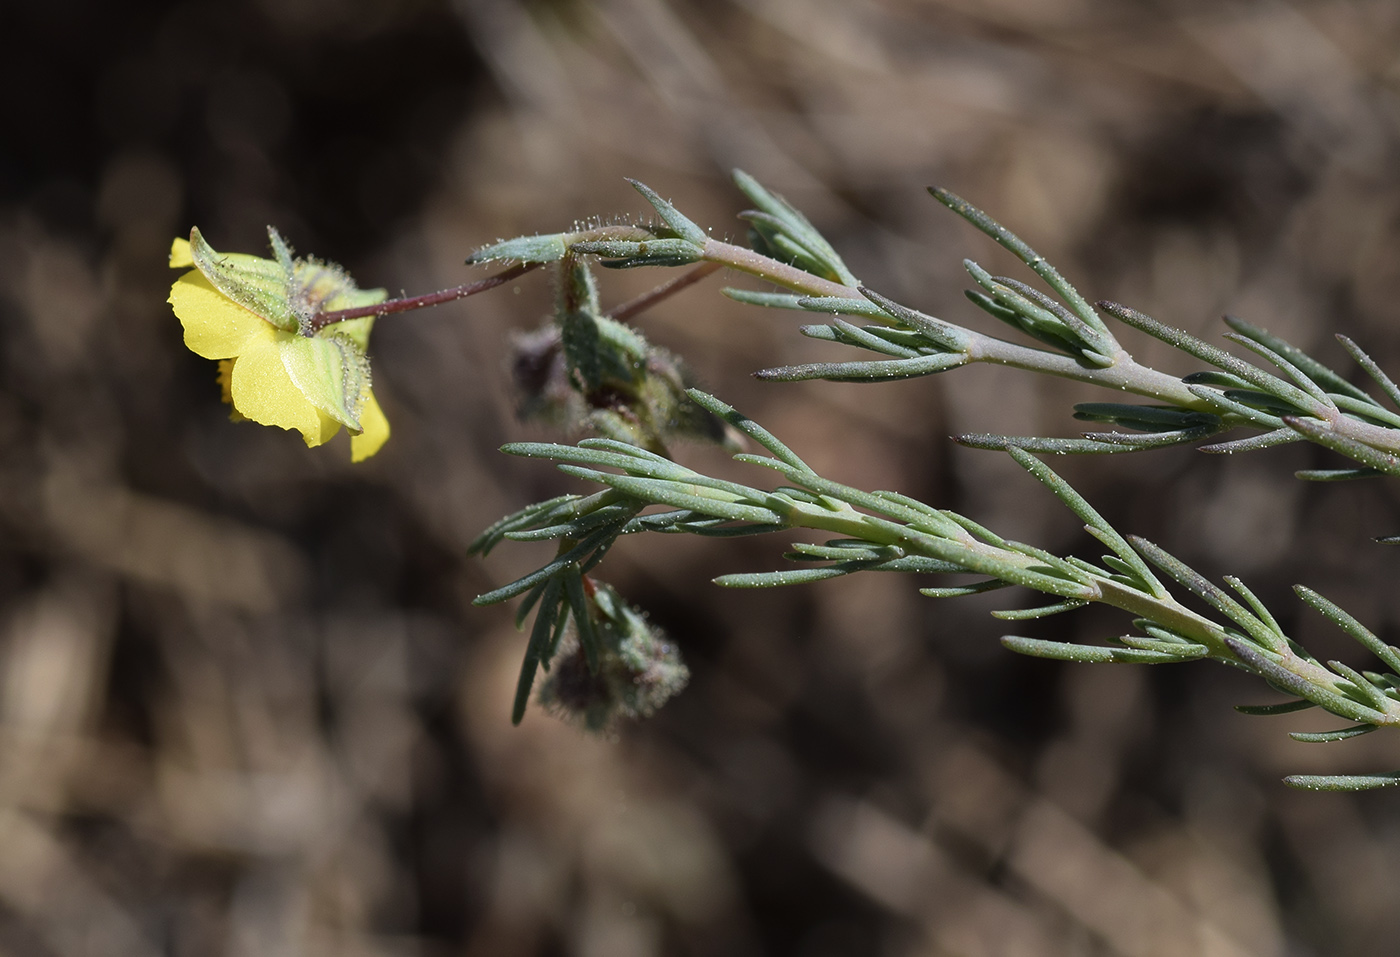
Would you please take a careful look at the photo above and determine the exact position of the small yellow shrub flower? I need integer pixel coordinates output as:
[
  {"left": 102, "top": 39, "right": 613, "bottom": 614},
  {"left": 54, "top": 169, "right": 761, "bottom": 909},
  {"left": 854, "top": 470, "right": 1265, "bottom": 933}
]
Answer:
[{"left": 168, "top": 227, "right": 390, "bottom": 461}]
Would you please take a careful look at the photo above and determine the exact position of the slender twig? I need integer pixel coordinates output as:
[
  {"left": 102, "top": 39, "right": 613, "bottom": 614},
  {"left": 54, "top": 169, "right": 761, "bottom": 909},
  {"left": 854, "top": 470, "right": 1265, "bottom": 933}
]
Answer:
[
  {"left": 310, "top": 262, "right": 542, "bottom": 332},
  {"left": 606, "top": 262, "right": 723, "bottom": 321},
  {"left": 701, "top": 238, "right": 855, "bottom": 299}
]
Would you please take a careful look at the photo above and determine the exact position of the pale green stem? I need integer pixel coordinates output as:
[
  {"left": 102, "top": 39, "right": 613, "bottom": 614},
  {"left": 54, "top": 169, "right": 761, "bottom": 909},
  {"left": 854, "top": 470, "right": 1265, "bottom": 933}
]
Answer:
[{"left": 645, "top": 471, "right": 1400, "bottom": 726}]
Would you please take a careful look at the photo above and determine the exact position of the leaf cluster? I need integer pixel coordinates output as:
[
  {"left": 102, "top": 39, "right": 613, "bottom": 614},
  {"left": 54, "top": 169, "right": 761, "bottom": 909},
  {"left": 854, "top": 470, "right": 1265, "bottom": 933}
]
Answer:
[{"left": 470, "top": 171, "right": 1400, "bottom": 788}]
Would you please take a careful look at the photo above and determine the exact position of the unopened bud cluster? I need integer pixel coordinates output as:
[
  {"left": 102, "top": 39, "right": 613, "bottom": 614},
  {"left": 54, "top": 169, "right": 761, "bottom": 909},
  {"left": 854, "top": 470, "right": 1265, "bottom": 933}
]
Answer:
[{"left": 536, "top": 581, "right": 689, "bottom": 732}]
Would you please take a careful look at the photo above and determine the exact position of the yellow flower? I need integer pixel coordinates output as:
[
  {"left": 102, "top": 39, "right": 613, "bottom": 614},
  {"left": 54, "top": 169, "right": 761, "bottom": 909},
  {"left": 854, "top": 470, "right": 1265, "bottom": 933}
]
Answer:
[{"left": 168, "top": 227, "right": 390, "bottom": 461}]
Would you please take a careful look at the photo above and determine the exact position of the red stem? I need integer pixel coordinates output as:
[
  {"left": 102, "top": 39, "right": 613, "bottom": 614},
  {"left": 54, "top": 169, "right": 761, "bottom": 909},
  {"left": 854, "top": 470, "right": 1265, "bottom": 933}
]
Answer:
[
  {"left": 605, "top": 261, "right": 722, "bottom": 322},
  {"left": 309, "top": 262, "right": 542, "bottom": 332}
]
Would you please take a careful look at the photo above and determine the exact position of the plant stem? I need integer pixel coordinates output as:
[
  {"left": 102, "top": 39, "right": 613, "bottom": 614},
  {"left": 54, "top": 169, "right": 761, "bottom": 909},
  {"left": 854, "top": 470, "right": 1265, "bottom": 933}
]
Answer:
[
  {"left": 700, "top": 238, "right": 855, "bottom": 299},
  {"left": 607, "top": 262, "right": 722, "bottom": 321},
  {"left": 310, "top": 262, "right": 542, "bottom": 332},
  {"left": 691, "top": 237, "right": 1209, "bottom": 409}
]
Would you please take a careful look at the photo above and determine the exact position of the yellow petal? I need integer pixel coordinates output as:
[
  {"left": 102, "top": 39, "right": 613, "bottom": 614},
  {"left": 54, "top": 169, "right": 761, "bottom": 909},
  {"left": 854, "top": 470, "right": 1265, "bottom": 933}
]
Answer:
[
  {"left": 306, "top": 410, "right": 342, "bottom": 448},
  {"left": 170, "top": 271, "right": 276, "bottom": 360},
  {"left": 169, "top": 237, "right": 193, "bottom": 269},
  {"left": 216, "top": 360, "right": 248, "bottom": 421},
  {"left": 350, "top": 388, "right": 390, "bottom": 462},
  {"left": 229, "top": 338, "right": 342, "bottom": 447}
]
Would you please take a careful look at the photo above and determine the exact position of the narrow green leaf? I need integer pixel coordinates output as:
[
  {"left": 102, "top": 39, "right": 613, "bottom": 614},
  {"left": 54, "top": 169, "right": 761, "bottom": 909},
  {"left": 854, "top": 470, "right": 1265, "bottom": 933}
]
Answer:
[
  {"left": 823, "top": 319, "right": 923, "bottom": 358},
  {"left": 756, "top": 352, "right": 967, "bottom": 382},
  {"left": 1337, "top": 333, "right": 1400, "bottom": 410},
  {"left": 733, "top": 170, "right": 857, "bottom": 285},
  {"left": 1224, "top": 638, "right": 1388, "bottom": 725},
  {"left": 795, "top": 296, "right": 894, "bottom": 321},
  {"left": 1002, "top": 635, "right": 1188, "bottom": 664},
  {"left": 1007, "top": 448, "right": 1165, "bottom": 598},
  {"left": 716, "top": 567, "right": 853, "bottom": 587},
  {"left": 1294, "top": 585, "right": 1400, "bottom": 676},
  {"left": 1100, "top": 554, "right": 1147, "bottom": 584},
  {"left": 1076, "top": 427, "right": 1221, "bottom": 449},
  {"left": 1199, "top": 428, "right": 1300, "bottom": 453},
  {"left": 919, "top": 580, "right": 1011, "bottom": 598},
  {"left": 1282, "top": 415, "right": 1400, "bottom": 476},
  {"left": 563, "top": 570, "right": 599, "bottom": 674},
  {"left": 1220, "top": 388, "right": 1307, "bottom": 417},
  {"left": 472, "top": 526, "right": 617, "bottom": 606},
  {"left": 1183, "top": 370, "right": 1253, "bottom": 389},
  {"left": 1284, "top": 772, "right": 1400, "bottom": 791},
  {"left": 961, "top": 260, "right": 1085, "bottom": 355},
  {"left": 958, "top": 433, "right": 1186, "bottom": 454},
  {"left": 684, "top": 522, "right": 790, "bottom": 537},
  {"left": 964, "top": 289, "right": 1024, "bottom": 327},
  {"left": 1073, "top": 403, "right": 1218, "bottom": 430},
  {"left": 555, "top": 466, "right": 785, "bottom": 525},
  {"left": 721, "top": 288, "right": 810, "bottom": 310},
  {"left": 1296, "top": 468, "right": 1383, "bottom": 481},
  {"left": 941, "top": 512, "right": 1011, "bottom": 549},
  {"left": 1327, "top": 660, "right": 1393, "bottom": 711},
  {"left": 627, "top": 178, "right": 707, "bottom": 246},
  {"left": 1330, "top": 395, "right": 1400, "bottom": 429},
  {"left": 1130, "top": 538, "right": 1281, "bottom": 650},
  {"left": 788, "top": 541, "right": 896, "bottom": 561},
  {"left": 1289, "top": 725, "right": 1377, "bottom": 743},
  {"left": 1224, "top": 315, "right": 1370, "bottom": 401},
  {"left": 1101, "top": 302, "right": 1314, "bottom": 409},
  {"left": 470, "top": 493, "right": 586, "bottom": 556},
  {"left": 1185, "top": 385, "right": 1288, "bottom": 429},
  {"left": 859, "top": 288, "right": 971, "bottom": 352},
  {"left": 993, "top": 276, "right": 1111, "bottom": 354},
  {"left": 686, "top": 389, "right": 815, "bottom": 475},
  {"left": 512, "top": 578, "right": 564, "bottom": 724},
  {"left": 514, "top": 580, "right": 549, "bottom": 630},
  {"left": 930, "top": 188, "right": 1109, "bottom": 338},
  {"left": 503, "top": 502, "right": 642, "bottom": 542},
  {"left": 1235, "top": 699, "right": 1317, "bottom": 716},
  {"left": 991, "top": 599, "right": 1088, "bottom": 620},
  {"left": 1223, "top": 575, "right": 1285, "bottom": 638},
  {"left": 1363, "top": 670, "right": 1400, "bottom": 690},
  {"left": 1132, "top": 621, "right": 1202, "bottom": 646},
  {"left": 1223, "top": 332, "right": 1335, "bottom": 410},
  {"left": 1115, "top": 634, "right": 1209, "bottom": 658}
]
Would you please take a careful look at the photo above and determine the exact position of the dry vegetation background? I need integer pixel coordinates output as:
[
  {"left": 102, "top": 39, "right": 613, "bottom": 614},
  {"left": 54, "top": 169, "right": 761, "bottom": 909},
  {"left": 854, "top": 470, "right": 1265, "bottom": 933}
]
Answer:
[{"left": 6, "top": 0, "right": 1400, "bottom": 954}]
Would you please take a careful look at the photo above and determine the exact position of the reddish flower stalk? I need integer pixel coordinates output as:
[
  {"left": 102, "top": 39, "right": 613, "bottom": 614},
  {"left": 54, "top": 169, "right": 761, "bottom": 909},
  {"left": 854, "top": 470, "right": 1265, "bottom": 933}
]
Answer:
[
  {"left": 310, "top": 262, "right": 543, "bottom": 332},
  {"left": 605, "top": 261, "right": 722, "bottom": 322}
]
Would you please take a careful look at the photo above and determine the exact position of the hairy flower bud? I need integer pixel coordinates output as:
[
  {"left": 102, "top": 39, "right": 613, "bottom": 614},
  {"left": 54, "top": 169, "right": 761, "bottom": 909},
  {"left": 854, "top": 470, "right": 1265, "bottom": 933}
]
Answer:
[{"left": 536, "top": 581, "right": 689, "bottom": 732}]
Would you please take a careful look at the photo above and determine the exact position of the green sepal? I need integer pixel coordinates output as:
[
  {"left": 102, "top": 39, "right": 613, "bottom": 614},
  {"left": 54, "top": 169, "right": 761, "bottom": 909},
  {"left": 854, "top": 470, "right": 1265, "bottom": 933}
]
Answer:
[
  {"left": 279, "top": 332, "right": 368, "bottom": 431},
  {"left": 190, "top": 226, "right": 298, "bottom": 331},
  {"left": 189, "top": 227, "right": 385, "bottom": 337},
  {"left": 188, "top": 226, "right": 384, "bottom": 425}
]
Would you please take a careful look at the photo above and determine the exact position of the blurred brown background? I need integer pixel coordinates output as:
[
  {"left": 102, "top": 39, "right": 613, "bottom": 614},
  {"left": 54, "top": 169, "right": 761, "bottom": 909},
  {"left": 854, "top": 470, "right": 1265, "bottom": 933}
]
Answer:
[{"left": 5, "top": 0, "right": 1400, "bottom": 954}]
